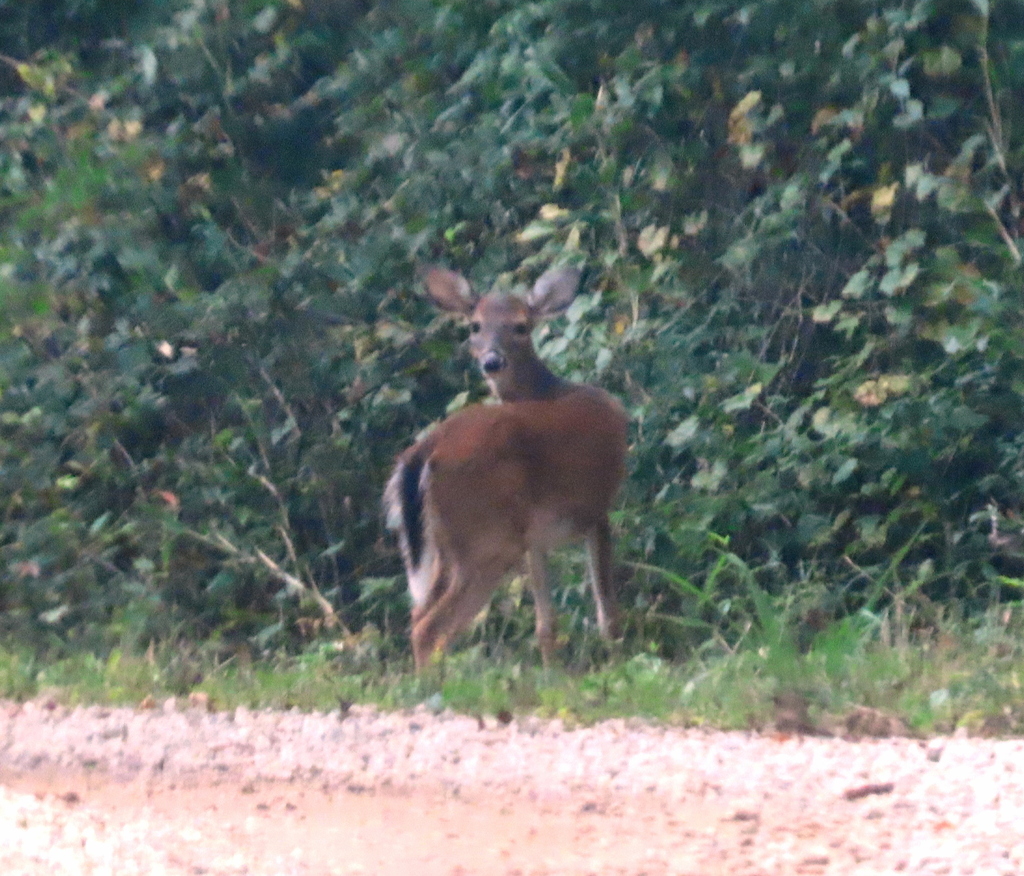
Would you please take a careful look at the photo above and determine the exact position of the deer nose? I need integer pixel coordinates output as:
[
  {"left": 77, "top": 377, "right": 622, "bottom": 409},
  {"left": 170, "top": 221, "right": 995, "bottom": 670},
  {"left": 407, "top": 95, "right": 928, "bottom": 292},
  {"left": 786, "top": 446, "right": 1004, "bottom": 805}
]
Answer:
[{"left": 480, "top": 351, "right": 506, "bottom": 374}]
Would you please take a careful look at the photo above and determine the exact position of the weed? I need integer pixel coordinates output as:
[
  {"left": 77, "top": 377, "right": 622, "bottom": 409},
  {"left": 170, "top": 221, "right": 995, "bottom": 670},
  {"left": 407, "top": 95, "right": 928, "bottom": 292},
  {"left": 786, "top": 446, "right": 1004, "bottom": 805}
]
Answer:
[{"left": 2, "top": 601, "right": 1023, "bottom": 736}]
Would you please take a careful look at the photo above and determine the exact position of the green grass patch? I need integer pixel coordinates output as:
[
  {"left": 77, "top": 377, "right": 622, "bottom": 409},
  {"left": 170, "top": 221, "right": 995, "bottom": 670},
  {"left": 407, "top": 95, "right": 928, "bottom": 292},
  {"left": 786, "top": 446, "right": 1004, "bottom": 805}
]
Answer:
[{"left": 2, "top": 604, "right": 1024, "bottom": 735}]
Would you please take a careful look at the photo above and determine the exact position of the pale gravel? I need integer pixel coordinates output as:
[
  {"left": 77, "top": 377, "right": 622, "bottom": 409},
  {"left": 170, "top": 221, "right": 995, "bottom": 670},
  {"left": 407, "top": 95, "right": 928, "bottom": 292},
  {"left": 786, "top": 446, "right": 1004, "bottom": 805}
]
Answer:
[{"left": 2, "top": 697, "right": 1023, "bottom": 875}]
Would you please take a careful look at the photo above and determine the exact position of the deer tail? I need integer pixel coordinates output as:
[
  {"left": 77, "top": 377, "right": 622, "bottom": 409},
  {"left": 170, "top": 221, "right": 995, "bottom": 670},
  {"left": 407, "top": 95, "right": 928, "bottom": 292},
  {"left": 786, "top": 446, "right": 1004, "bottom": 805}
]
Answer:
[{"left": 384, "top": 444, "right": 435, "bottom": 607}]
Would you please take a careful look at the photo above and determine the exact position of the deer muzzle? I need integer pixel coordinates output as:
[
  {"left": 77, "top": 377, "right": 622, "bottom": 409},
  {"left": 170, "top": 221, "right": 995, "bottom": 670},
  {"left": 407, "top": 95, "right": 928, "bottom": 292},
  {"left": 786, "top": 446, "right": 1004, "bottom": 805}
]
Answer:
[{"left": 481, "top": 351, "right": 506, "bottom": 374}]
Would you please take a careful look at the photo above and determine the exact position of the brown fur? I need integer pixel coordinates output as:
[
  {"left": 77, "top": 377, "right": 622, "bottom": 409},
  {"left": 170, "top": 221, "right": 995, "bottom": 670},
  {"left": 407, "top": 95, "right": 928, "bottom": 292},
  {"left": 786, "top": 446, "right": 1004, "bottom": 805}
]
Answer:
[{"left": 385, "top": 267, "right": 628, "bottom": 670}]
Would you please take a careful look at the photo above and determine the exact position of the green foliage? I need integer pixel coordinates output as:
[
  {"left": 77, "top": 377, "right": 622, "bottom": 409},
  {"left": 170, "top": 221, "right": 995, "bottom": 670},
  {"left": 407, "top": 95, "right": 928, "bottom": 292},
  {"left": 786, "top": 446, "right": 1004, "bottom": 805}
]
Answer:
[{"left": 1, "top": 0, "right": 1024, "bottom": 668}]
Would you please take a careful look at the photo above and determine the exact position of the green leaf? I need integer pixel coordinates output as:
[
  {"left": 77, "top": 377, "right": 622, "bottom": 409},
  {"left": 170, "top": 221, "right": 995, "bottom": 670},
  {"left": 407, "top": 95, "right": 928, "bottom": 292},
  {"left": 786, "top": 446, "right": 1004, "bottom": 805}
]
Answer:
[
  {"left": 885, "top": 230, "right": 926, "bottom": 267},
  {"left": 893, "top": 99, "right": 924, "bottom": 129},
  {"left": 889, "top": 78, "right": 911, "bottom": 100},
  {"left": 691, "top": 459, "right": 728, "bottom": 492},
  {"left": 841, "top": 269, "right": 874, "bottom": 300},
  {"left": 569, "top": 94, "right": 595, "bottom": 128},
  {"left": 722, "top": 383, "right": 762, "bottom": 413},
  {"left": 812, "top": 301, "right": 843, "bottom": 323},
  {"left": 515, "top": 221, "right": 556, "bottom": 242},
  {"left": 922, "top": 46, "right": 962, "bottom": 78},
  {"left": 832, "top": 457, "right": 858, "bottom": 485},
  {"left": 665, "top": 415, "right": 699, "bottom": 448},
  {"left": 879, "top": 261, "right": 919, "bottom": 295}
]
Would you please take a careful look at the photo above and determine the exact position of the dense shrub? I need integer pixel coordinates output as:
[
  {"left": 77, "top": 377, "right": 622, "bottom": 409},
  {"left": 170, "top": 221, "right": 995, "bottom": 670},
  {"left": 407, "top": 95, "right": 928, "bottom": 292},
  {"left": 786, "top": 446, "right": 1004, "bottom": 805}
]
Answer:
[{"left": 1, "top": 0, "right": 1023, "bottom": 660}]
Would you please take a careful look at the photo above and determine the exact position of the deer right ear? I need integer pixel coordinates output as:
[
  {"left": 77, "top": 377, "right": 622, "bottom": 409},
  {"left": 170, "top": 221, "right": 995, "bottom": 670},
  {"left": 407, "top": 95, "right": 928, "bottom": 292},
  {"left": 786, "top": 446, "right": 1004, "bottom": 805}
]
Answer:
[
  {"left": 527, "top": 266, "right": 582, "bottom": 318},
  {"left": 422, "top": 267, "right": 477, "bottom": 316}
]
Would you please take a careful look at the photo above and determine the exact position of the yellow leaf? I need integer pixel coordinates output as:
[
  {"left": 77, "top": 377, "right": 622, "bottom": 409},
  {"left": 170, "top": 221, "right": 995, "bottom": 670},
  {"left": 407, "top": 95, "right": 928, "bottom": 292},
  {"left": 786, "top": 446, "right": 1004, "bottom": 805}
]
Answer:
[
  {"left": 108, "top": 118, "right": 142, "bottom": 141},
  {"left": 637, "top": 224, "right": 669, "bottom": 258},
  {"left": 739, "top": 143, "right": 765, "bottom": 169},
  {"left": 516, "top": 221, "right": 555, "bottom": 243},
  {"left": 871, "top": 183, "right": 899, "bottom": 218},
  {"left": 539, "top": 203, "right": 569, "bottom": 221},
  {"left": 144, "top": 158, "right": 166, "bottom": 182},
  {"left": 854, "top": 374, "right": 909, "bottom": 407},
  {"left": 811, "top": 106, "right": 838, "bottom": 135},
  {"left": 683, "top": 210, "right": 708, "bottom": 236},
  {"left": 553, "top": 148, "right": 571, "bottom": 190},
  {"left": 186, "top": 172, "right": 212, "bottom": 193},
  {"left": 730, "top": 90, "right": 762, "bottom": 121},
  {"left": 854, "top": 380, "right": 883, "bottom": 407},
  {"left": 565, "top": 224, "right": 581, "bottom": 250},
  {"left": 728, "top": 116, "right": 753, "bottom": 146},
  {"left": 314, "top": 169, "right": 345, "bottom": 197},
  {"left": 877, "top": 374, "right": 911, "bottom": 396},
  {"left": 728, "top": 91, "right": 761, "bottom": 145}
]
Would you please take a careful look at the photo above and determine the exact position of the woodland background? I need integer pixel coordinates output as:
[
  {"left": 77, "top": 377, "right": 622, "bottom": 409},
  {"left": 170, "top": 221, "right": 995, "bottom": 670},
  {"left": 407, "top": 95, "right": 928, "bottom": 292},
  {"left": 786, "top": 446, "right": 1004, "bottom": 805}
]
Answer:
[{"left": 2, "top": 0, "right": 1024, "bottom": 670}]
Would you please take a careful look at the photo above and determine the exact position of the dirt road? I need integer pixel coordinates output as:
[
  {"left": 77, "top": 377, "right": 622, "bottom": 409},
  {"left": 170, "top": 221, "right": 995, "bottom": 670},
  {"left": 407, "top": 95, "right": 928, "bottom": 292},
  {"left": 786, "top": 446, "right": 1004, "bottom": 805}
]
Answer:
[{"left": 1, "top": 697, "right": 1022, "bottom": 874}]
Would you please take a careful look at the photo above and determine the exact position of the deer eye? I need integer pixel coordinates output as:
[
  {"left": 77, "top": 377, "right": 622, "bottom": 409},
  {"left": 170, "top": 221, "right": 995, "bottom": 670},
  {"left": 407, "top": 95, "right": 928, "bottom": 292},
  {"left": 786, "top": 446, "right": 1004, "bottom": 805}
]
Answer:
[
  {"left": 469, "top": 321, "right": 481, "bottom": 334},
  {"left": 512, "top": 323, "right": 530, "bottom": 336}
]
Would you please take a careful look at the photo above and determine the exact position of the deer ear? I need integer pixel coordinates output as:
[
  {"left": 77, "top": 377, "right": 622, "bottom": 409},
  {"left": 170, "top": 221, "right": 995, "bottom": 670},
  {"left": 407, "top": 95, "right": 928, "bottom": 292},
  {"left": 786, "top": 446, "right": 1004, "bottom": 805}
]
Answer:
[
  {"left": 527, "top": 266, "right": 582, "bottom": 318},
  {"left": 422, "top": 267, "right": 477, "bottom": 316}
]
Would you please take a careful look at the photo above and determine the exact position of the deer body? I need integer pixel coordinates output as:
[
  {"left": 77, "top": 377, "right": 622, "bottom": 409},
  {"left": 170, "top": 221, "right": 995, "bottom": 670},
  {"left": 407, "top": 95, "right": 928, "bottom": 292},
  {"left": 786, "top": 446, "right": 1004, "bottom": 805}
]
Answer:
[{"left": 385, "top": 267, "right": 628, "bottom": 670}]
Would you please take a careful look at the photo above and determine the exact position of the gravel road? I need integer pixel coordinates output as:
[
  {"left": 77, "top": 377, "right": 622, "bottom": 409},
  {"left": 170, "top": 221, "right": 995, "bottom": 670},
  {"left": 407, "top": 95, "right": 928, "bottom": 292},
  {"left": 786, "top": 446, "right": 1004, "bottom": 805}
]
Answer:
[{"left": 1, "top": 696, "right": 1022, "bottom": 875}]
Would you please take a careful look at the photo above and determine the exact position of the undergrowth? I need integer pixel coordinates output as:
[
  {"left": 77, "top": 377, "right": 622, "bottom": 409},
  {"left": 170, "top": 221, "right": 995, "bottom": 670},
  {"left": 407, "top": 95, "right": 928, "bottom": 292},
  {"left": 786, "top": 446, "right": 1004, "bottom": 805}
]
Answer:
[{"left": 3, "top": 603, "right": 1023, "bottom": 737}]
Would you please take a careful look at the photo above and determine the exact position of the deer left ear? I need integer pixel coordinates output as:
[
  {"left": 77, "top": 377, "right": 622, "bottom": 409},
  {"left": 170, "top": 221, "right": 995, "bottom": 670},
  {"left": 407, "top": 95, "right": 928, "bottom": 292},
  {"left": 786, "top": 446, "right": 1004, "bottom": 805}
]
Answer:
[
  {"left": 422, "top": 267, "right": 478, "bottom": 316},
  {"left": 527, "top": 266, "right": 582, "bottom": 318}
]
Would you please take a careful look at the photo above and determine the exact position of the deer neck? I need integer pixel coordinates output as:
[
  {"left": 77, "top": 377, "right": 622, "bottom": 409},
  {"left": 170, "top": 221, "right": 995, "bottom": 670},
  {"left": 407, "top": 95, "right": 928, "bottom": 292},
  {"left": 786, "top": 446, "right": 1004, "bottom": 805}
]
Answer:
[{"left": 489, "top": 358, "right": 570, "bottom": 402}]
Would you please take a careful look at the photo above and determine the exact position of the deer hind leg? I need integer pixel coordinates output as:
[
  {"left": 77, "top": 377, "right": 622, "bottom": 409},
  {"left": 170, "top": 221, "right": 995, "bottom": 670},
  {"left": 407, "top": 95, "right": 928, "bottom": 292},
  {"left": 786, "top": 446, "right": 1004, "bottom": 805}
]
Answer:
[
  {"left": 410, "top": 552, "right": 514, "bottom": 671},
  {"left": 408, "top": 557, "right": 448, "bottom": 670},
  {"left": 585, "top": 518, "right": 621, "bottom": 640},
  {"left": 526, "top": 548, "right": 556, "bottom": 666}
]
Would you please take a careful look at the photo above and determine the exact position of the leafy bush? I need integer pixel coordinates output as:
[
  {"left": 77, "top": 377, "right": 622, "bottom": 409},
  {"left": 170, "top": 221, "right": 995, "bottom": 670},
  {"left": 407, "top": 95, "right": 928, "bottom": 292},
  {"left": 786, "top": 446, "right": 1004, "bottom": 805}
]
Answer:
[{"left": 1, "top": 0, "right": 1023, "bottom": 663}]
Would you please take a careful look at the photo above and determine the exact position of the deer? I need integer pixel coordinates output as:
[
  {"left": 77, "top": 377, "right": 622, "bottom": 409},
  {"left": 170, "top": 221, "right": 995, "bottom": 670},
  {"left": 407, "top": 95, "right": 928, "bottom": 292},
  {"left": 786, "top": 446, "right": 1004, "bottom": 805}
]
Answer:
[{"left": 384, "top": 265, "right": 628, "bottom": 670}]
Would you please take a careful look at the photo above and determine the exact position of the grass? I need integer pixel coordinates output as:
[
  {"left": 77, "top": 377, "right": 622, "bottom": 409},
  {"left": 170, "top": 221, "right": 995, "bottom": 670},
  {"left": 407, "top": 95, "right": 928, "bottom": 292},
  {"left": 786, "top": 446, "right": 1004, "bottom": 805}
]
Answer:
[{"left": 2, "top": 601, "right": 1024, "bottom": 736}]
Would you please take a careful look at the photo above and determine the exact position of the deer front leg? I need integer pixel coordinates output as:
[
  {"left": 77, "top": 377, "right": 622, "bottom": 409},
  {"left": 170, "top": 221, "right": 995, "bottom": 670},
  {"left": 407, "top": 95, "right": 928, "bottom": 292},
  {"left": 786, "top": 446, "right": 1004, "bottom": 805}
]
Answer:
[{"left": 526, "top": 548, "right": 556, "bottom": 666}]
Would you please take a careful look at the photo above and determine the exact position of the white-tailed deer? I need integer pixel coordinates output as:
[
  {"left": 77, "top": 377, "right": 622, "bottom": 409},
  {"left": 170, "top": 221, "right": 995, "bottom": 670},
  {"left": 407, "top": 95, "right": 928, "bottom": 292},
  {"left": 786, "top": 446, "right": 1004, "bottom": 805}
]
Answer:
[{"left": 385, "top": 266, "right": 628, "bottom": 670}]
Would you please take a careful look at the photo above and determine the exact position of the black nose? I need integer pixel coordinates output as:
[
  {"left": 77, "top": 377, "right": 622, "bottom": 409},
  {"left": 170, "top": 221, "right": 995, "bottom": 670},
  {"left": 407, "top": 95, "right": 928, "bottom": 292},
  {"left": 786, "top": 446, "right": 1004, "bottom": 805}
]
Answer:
[{"left": 481, "top": 352, "right": 505, "bottom": 374}]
